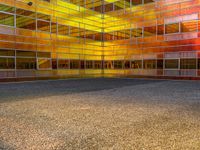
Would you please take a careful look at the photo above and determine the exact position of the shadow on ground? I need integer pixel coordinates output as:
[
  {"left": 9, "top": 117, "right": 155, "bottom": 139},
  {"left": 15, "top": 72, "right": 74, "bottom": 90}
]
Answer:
[
  {"left": 0, "top": 78, "right": 165, "bottom": 102},
  {"left": 0, "top": 140, "right": 15, "bottom": 150}
]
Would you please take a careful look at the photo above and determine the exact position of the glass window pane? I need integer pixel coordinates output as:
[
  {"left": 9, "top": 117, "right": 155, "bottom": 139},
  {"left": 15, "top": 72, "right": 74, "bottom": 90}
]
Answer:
[
  {"left": 157, "top": 25, "right": 164, "bottom": 35},
  {"left": 157, "top": 59, "right": 163, "bottom": 69},
  {"left": 16, "top": 8, "right": 36, "bottom": 17},
  {"left": 180, "top": 59, "right": 196, "bottom": 69},
  {"left": 86, "top": 61, "right": 93, "bottom": 69},
  {"left": 37, "top": 13, "right": 50, "bottom": 21},
  {"left": 37, "top": 20, "right": 50, "bottom": 32},
  {"left": 144, "top": 0, "right": 154, "bottom": 4},
  {"left": 0, "top": 49, "right": 15, "bottom": 56},
  {"left": 165, "top": 23, "right": 179, "bottom": 34},
  {"left": 42, "top": 0, "right": 50, "bottom": 3},
  {"left": 80, "top": 60, "right": 85, "bottom": 69},
  {"left": 124, "top": 61, "right": 130, "bottom": 69},
  {"left": 58, "top": 59, "right": 69, "bottom": 69},
  {"left": 38, "top": 59, "right": 51, "bottom": 69},
  {"left": 0, "top": 58, "right": 15, "bottom": 69},
  {"left": 144, "top": 26, "right": 156, "bottom": 37},
  {"left": 181, "top": 21, "right": 197, "bottom": 33},
  {"left": 16, "top": 58, "right": 36, "bottom": 69},
  {"left": 198, "top": 59, "right": 200, "bottom": 69},
  {"left": 70, "top": 60, "right": 79, "bottom": 69},
  {"left": 165, "top": 59, "right": 179, "bottom": 69},
  {"left": 16, "top": 16, "right": 36, "bottom": 30},
  {"left": 131, "top": 60, "right": 142, "bottom": 69},
  {"left": 131, "top": 28, "right": 142, "bottom": 37},
  {"left": 52, "top": 59, "right": 57, "bottom": 69},
  {"left": 0, "top": 4, "right": 15, "bottom": 13},
  {"left": 104, "top": 3, "right": 114, "bottom": 13},
  {"left": 51, "top": 22, "right": 57, "bottom": 34},
  {"left": 114, "top": 61, "right": 123, "bottom": 69},
  {"left": 143, "top": 60, "right": 156, "bottom": 69},
  {"left": 37, "top": 52, "right": 51, "bottom": 58},
  {"left": 16, "top": 51, "right": 36, "bottom": 57},
  {"left": 104, "top": 61, "right": 113, "bottom": 69},
  {"left": 58, "top": 24, "right": 70, "bottom": 36},
  {"left": 0, "top": 12, "right": 14, "bottom": 26},
  {"left": 94, "top": 61, "right": 102, "bottom": 69},
  {"left": 131, "top": 0, "right": 142, "bottom": 6}
]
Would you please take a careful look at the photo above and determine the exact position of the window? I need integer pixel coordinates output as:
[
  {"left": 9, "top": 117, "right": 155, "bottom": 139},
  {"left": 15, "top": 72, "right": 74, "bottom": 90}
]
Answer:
[
  {"left": 16, "top": 58, "right": 36, "bottom": 69},
  {"left": 0, "top": 58, "right": 15, "bottom": 69},
  {"left": 0, "top": 4, "right": 15, "bottom": 13},
  {"left": 131, "top": 60, "right": 142, "bottom": 69},
  {"left": 104, "top": 33, "right": 113, "bottom": 41},
  {"left": 0, "top": 50, "right": 15, "bottom": 56},
  {"left": 86, "top": 61, "right": 93, "bottom": 69},
  {"left": 104, "top": 3, "right": 114, "bottom": 12},
  {"left": 144, "top": 0, "right": 154, "bottom": 4},
  {"left": 52, "top": 59, "right": 57, "bottom": 69},
  {"left": 16, "top": 8, "right": 36, "bottom": 30},
  {"left": 37, "top": 13, "right": 50, "bottom": 21},
  {"left": 124, "top": 61, "right": 130, "bottom": 69},
  {"left": 80, "top": 60, "right": 85, "bottom": 69},
  {"left": 165, "top": 23, "right": 179, "bottom": 34},
  {"left": 114, "top": 61, "right": 123, "bottom": 69},
  {"left": 37, "top": 20, "right": 50, "bottom": 32},
  {"left": 70, "top": 26, "right": 80, "bottom": 37},
  {"left": 70, "top": 60, "right": 79, "bottom": 69},
  {"left": 144, "top": 26, "right": 156, "bottom": 37},
  {"left": 16, "top": 50, "right": 36, "bottom": 69},
  {"left": 104, "top": 61, "right": 113, "bottom": 69},
  {"left": 94, "top": 5, "right": 103, "bottom": 13},
  {"left": 58, "top": 59, "right": 69, "bottom": 69},
  {"left": 112, "top": 30, "right": 128, "bottom": 40},
  {"left": 131, "top": 28, "right": 142, "bottom": 38},
  {"left": 16, "top": 16, "right": 36, "bottom": 30},
  {"left": 42, "top": 0, "right": 50, "bottom": 2},
  {"left": 16, "top": 51, "right": 36, "bottom": 57},
  {"left": 37, "top": 59, "right": 51, "bottom": 69},
  {"left": 16, "top": 8, "right": 36, "bottom": 17},
  {"left": 143, "top": 60, "right": 156, "bottom": 69},
  {"left": 51, "top": 22, "right": 57, "bottom": 34},
  {"left": 157, "top": 25, "right": 164, "bottom": 35},
  {"left": 37, "top": 52, "right": 51, "bottom": 69},
  {"left": 198, "top": 21, "right": 200, "bottom": 31},
  {"left": 181, "top": 21, "right": 197, "bottom": 33},
  {"left": 198, "top": 59, "right": 200, "bottom": 69},
  {"left": 0, "top": 12, "right": 14, "bottom": 26},
  {"left": 136, "top": 28, "right": 143, "bottom": 37},
  {"left": 94, "top": 61, "right": 102, "bottom": 69},
  {"left": 37, "top": 52, "right": 51, "bottom": 58},
  {"left": 131, "top": 0, "right": 142, "bottom": 6},
  {"left": 36, "top": 13, "right": 50, "bottom": 32},
  {"left": 113, "top": 3, "right": 123, "bottom": 11},
  {"left": 124, "top": 29, "right": 131, "bottom": 39},
  {"left": 157, "top": 59, "right": 163, "bottom": 69},
  {"left": 0, "top": 49, "right": 15, "bottom": 69},
  {"left": 165, "top": 59, "right": 179, "bottom": 69},
  {"left": 58, "top": 24, "right": 70, "bottom": 36},
  {"left": 180, "top": 59, "right": 196, "bottom": 69}
]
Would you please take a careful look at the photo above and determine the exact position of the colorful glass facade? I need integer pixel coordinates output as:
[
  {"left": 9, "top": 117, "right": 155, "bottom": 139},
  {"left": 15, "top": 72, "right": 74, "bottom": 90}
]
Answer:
[{"left": 0, "top": 0, "right": 200, "bottom": 80}]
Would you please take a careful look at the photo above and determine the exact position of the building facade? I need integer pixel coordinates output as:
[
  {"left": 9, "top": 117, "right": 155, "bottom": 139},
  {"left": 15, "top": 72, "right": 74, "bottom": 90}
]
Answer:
[{"left": 0, "top": 0, "right": 200, "bottom": 80}]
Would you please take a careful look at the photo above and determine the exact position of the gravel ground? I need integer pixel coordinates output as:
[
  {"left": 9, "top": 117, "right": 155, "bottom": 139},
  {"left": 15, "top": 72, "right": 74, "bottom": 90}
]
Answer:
[{"left": 0, "top": 78, "right": 200, "bottom": 150}]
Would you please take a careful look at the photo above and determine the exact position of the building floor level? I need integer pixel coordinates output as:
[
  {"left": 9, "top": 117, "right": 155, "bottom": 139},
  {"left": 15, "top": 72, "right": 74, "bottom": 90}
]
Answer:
[{"left": 0, "top": 0, "right": 200, "bottom": 80}]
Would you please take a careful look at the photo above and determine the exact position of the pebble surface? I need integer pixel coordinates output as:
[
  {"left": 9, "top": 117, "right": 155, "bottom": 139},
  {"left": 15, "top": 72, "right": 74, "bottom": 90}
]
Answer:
[{"left": 0, "top": 78, "right": 200, "bottom": 150}]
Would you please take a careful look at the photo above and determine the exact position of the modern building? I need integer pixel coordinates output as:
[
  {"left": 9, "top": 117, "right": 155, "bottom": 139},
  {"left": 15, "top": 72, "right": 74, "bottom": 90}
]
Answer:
[{"left": 0, "top": 0, "right": 200, "bottom": 81}]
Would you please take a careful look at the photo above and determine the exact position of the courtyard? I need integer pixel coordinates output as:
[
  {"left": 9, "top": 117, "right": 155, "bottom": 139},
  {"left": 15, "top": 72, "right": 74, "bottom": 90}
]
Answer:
[{"left": 0, "top": 78, "right": 200, "bottom": 149}]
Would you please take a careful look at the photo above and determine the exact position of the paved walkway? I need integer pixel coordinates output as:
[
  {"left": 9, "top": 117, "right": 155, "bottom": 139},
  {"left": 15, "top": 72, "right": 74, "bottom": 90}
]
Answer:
[{"left": 0, "top": 78, "right": 200, "bottom": 149}]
